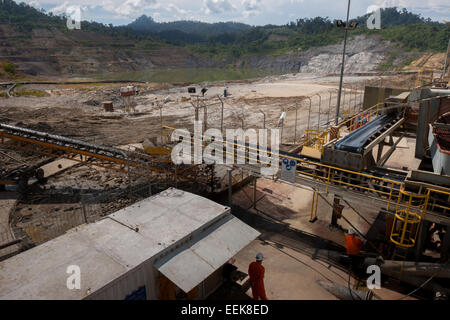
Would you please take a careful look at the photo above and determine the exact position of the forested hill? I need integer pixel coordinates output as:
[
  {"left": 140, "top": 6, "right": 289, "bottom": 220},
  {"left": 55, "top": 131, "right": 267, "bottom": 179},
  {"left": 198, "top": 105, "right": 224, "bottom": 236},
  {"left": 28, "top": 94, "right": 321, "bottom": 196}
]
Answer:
[
  {"left": 0, "top": 0, "right": 449, "bottom": 76},
  {"left": 128, "top": 15, "right": 251, "bottom": 37},
  {"left": 1, "top": 0, "right": 448, "bottom": 54}
]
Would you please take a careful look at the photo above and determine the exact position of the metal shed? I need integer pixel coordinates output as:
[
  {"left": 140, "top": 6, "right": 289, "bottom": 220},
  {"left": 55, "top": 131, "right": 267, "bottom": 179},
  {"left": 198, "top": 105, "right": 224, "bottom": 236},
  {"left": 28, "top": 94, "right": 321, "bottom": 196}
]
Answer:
[{"left": 0, "top": 188, "right": 259, "bottom": 300}]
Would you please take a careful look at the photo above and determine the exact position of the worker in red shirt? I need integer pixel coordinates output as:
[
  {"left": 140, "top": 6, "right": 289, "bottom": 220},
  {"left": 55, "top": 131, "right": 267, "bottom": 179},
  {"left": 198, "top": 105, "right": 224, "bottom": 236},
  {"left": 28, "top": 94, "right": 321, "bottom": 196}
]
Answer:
[
  {"left": 248, "top": 253, "right": 267, "bottom": 300},
  {"left": 345, "top": 229, "right": 364, "bottom": 256}
]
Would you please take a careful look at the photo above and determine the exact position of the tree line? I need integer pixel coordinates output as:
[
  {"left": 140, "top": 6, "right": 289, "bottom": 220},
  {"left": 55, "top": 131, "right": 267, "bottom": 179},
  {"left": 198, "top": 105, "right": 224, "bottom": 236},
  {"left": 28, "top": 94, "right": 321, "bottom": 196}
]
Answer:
[{"left": 1, "top": 1, "right": 448, "bottom": 60}]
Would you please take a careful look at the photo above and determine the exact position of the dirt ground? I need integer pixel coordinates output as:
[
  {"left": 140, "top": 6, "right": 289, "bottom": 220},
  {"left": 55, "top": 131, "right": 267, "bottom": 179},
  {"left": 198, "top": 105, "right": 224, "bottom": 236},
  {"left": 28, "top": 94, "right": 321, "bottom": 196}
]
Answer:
[
  {"left": 0, "top": 71, "right": 421, "bottom": 299},
  {"left": 0, "top": 72, "right": 415, "bottom": 155},
  {"left": 0, "top": 71, "right": 414, "bottom": 234}
]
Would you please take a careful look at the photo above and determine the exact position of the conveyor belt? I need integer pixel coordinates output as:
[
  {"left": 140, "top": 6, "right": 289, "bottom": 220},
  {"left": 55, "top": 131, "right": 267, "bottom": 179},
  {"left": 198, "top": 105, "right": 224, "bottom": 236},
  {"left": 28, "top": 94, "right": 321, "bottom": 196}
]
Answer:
[
  {"left": 335, "top": 113, "right": 399, "bottom": 154},
  {"left": 167, "top": 125, "right": 408, "bottom": 184},
  {"left": 0, "top": 123, "right": 173, "bottom": 177},
  {"left": 1, "top": 123, "right": 129, "bottom": 159},
  {"left": 3, "top": 122, "right": 448, "bottom": 223}
]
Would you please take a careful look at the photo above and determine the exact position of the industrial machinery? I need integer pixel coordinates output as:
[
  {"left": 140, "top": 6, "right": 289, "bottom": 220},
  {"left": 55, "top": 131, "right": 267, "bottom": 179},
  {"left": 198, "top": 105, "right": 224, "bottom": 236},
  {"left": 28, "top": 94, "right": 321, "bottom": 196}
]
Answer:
[
  {"left": 0, "top": 123, "right": 202, "bottom": 191},
  {"left": 1, "top": 79, "right": 450, "bottom": 293}
]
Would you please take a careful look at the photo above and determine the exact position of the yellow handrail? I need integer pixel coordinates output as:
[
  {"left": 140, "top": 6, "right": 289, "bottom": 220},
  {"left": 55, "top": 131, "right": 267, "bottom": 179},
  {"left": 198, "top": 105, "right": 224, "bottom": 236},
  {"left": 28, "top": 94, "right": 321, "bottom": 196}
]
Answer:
[
  {"left": 390, "top": 188, "right": 429, "bottom": 248},
  {"left": 427, "top": 189, "right": 450, "bottom": 212},
  {"left": 304, "top": 130, "right": 329, "bottom": 154},
  {"left": 337, "top": 102, "right": 385, "bottom": 135},
  {"left": 163, "top": 126, "right": 449, "bottom": 217}
]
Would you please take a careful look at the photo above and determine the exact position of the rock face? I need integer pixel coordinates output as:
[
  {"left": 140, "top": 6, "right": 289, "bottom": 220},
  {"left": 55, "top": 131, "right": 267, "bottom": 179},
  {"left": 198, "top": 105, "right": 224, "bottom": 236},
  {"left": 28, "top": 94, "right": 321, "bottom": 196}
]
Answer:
[
  {"left": 0, "top": 25, "right": 224, "bottom": 76},
  {"left": 0, "top": 26, "right": 400, "bottom": 77},
  {"left": 238, "top": 35, "right": 393, "bottom": 74}
]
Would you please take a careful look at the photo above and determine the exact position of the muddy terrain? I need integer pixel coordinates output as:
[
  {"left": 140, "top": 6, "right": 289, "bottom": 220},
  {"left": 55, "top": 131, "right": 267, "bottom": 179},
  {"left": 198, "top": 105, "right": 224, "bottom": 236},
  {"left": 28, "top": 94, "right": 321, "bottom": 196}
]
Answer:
[{"left": 0, "top": 71, "right": 416, "bottom": 250}]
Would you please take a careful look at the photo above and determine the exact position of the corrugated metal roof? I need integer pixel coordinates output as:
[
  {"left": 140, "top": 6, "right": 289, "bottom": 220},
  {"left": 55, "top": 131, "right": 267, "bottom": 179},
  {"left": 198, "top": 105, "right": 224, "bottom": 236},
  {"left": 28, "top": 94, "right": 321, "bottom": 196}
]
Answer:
[
  {"left": 0, "top": 188, "right": 238, "bottom": 300},
  {"left": 387, "top": 91, "right": 410, "bottom": 102},
  {"left": 155, "top": 214, "right": 259, "bottom": 293}
]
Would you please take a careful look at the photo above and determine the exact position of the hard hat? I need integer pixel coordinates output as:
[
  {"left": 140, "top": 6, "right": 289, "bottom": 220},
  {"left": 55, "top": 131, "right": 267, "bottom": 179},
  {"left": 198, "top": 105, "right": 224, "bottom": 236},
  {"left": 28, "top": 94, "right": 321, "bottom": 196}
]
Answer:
[
  {"left": 256, "top": 253, "right": 264, "bottom": 261},
  {"left": 347, "top": 229, "right": 355, "bottom": 235}
]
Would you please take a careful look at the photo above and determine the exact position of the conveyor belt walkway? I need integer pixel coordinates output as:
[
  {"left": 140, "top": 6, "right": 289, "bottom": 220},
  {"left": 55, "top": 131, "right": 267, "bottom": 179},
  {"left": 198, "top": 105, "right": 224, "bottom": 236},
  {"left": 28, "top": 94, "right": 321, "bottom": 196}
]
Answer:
[
  {"left": 0, "top": 123, "right": 194, "bottom": 186},
  {"left": 1, "top": 122, "right": 449, "bottom": 224},
  {"left": 335, "top": 113, "right": 400, "bottom": 153},
  {"left": 162, "top": 124, "right": 450, "bottom": 224}
]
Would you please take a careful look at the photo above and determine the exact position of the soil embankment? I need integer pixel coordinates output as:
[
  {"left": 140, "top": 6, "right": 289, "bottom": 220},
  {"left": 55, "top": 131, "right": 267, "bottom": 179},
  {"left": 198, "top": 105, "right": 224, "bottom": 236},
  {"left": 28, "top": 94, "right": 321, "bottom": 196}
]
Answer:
[{"left": 0, "top": 25, "right": 422, "bottom": 78}]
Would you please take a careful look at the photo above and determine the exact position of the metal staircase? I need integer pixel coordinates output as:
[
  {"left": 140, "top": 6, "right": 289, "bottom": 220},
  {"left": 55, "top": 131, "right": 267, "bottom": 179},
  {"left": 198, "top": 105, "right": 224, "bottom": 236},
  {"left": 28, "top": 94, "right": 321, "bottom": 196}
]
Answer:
[{"left": 389, "top": 188, "right": 430, "bottom": 281}]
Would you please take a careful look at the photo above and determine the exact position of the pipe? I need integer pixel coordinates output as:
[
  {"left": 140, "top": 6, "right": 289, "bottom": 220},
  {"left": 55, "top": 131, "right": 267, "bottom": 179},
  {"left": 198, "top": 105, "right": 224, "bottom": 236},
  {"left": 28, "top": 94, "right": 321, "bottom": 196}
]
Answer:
[
  {"left": 294, "top": 103, "right": 298, "bottom": 143},
  {"left": 217, "top": 95, "right": 224, "bottom": 134},
  {"left": 259, "top": 109, "right": 266, "bottom": 130},
  {"left": 228, "top": 169, "right": 233, "bottom": 207},
  {"left": 6, "top": 83, "right": 16, "bottom": 97},
  {"left": 314, "top": 93, "right": 322, "bottom": 130},
  {"left": 327, "top": 91, "right": 333, "bottom": 129},
  {"left": 360, "top": 81, "right": 365, "bottom": 109},
  {"left": 364, "top": 258, "right": 450, "bottom": 279},
  {"left": 306, "top": 97, "right": 312, "bottom": 131},
  {"left": 429, "top": 89, "right": 450, "bottom": 96},
  {"left": 335, "top": 0, "right": 351, "bottom": 125}
]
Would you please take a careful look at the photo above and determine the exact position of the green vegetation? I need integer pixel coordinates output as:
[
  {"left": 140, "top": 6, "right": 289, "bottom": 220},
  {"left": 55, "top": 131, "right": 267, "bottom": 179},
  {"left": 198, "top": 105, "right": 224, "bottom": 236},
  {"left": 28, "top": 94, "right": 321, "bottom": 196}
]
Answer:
[
  {"left": 142, "top": 7, "right": 449, "bottom": 61},
  {"left": 95, "top": 68, "right": 281, "bottom": 84},
  {"left": 13, "top": 89, "right": 48, "bottom": 97},
  {"left": 3, "top": 62, "right": 16, "bottom": 75},
  {"left": 129, "top": 15, "right": 251, "bottom": 37},
  {"left": 378, "top": 49, "right": 402, "bottom": 72},
  {"left": 1, "top": 1, "right": 448, "bottom": 67},
  {"left": 375, "top": 24, "right": 449, "bottom": 52}
]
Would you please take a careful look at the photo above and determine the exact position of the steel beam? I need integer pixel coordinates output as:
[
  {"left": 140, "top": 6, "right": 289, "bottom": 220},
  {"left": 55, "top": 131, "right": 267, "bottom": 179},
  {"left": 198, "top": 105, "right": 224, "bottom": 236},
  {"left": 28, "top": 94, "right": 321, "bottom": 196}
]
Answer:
[
  {"left": 376, "top": 133, "right": 406, "bottom": 167},
  {"left": 363, "top": 117, "right": 405, "bottom": 156}
]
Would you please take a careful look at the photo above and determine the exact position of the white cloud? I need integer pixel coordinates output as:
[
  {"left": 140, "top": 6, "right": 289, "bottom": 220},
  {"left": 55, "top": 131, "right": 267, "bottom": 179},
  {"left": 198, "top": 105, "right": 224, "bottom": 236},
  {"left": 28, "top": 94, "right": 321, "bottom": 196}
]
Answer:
[
  {"left": 25, "top": 0, "right": 449, "bottom": 25},
  {"left": 166, "top": 3, "right": 188, "bottom": 15},
  {"left": 242, "top": 0, "right": 262, "bottom": 18},
  {"left": 48, "top": 1, "right": 70, "bottom": 15},
  {"left": 23, "top": 0, "right": 42, "bottom": 10},
  {"left": 100, "top": 0, "right": 159, "bottom": 18},
  {"left": 203, "top": 0, "right": 235, "bottom": 15},
  {"left": 48, "top": 1, "right": 89, "bottom": 22},
  {"left": 372, "top": 0, "right": 450, "bottom": 12}
]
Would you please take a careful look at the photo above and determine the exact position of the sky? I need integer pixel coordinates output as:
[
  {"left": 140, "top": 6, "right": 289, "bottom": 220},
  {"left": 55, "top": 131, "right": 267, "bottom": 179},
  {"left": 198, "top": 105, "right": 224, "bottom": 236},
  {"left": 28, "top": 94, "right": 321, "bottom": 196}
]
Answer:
[{"left": 18, "top": 0, "right": 450, "bottom": 26}]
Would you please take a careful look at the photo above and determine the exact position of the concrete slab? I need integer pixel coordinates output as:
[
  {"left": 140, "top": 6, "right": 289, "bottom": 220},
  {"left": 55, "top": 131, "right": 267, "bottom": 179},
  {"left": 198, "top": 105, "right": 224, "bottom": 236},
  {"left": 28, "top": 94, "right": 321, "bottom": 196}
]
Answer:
[
  {"left": 0, "top": 192, "right": 19, "bottom": 257},
  {"left": 234, "top": 178, "right": 377, "bottom": 248},
  {"left": 231, "top": 179, "right": 417, "bottom": 300},
  {"left": 380, "top": 137, "right": 422, "bottom": 171},
  {"left": 40, "top": 158, "right": 79, "bottom": 178},
  {"left": 232, "top": 236, "right": 415, "bottom": 300},
  {"left": 233, "top": 239, "right": 342, "bottom": 300},
  {"left": 39, "top": 143, "right": 145, "bottom": 179}
]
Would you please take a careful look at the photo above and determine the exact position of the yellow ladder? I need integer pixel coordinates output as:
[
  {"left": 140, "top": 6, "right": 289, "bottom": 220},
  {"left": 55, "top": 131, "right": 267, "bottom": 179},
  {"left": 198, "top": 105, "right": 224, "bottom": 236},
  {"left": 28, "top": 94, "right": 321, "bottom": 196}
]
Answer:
[
  {"left": 391, "top": 246, "right": 409, "bottom": 282},
  {"left": 389, "top": 188, "right": 430, "bottom": 281}
]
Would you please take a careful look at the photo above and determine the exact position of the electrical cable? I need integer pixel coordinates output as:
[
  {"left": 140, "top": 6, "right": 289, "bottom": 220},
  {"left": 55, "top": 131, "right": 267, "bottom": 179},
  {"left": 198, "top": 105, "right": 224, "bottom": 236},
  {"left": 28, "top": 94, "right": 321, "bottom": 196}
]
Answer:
[
  {"left": 251, "top": 208, "right": 352, "bottom": 283},
  {"left": 397, "top": 264, "right": 444, "bottom": 300},
  {"left": 347, "top": 260, "right": 362, "bottom": 300},
  {"left": 397, "top": 276, "right": 435, "bottom": 300},
  {"left": 265, "top": 241, "right": 338, "bottom": 285}
]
